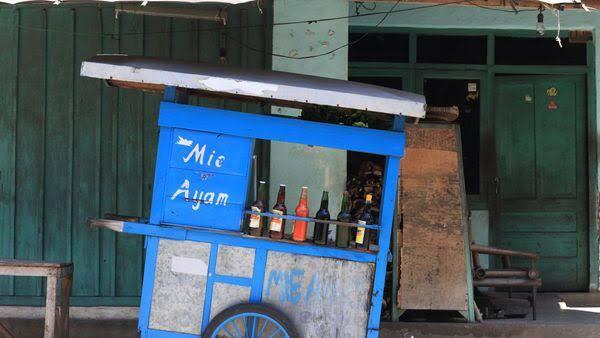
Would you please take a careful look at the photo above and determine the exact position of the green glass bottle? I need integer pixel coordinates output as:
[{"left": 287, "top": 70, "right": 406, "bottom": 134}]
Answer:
[
  {"left": 335, "top": 191, "right": 352, "bottom": 248},
  {"left": 313, "top": 191, "right": 330, "bottom": 245}
]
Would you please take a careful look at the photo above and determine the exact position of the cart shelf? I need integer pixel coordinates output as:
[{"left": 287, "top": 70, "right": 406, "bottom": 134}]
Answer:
[{"left": 244, "top": 210, "right": 381, "bottom": 231}]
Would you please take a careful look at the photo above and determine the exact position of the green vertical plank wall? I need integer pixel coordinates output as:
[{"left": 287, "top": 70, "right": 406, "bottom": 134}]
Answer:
[{"left": 0, "top": 3, "right": 268, "bottom": 306}]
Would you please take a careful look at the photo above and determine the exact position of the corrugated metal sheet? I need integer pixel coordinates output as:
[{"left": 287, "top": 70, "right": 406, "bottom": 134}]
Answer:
[{"left": 0, "top": 3, "right": 268, "bottom": 305}]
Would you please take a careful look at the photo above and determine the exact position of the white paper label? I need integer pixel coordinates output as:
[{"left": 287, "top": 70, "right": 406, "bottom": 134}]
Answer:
[
  {"left": 356, "top": 220, "right": 366, "bottom": 244},
  {"left": 468, "top": 82, "right": 477, "bottom": 92},
  {"left": 269, "top": 209, "right": 283, "bottom": 232},
  {"left": 249, "top": 207, "right": 261, "bottom": 228},
  {"left": 171, "top": 256, "right": 208, "bottom": 276}
]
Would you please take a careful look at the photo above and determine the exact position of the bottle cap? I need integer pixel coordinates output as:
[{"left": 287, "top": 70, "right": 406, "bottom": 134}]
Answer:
[
  {"left": 259, "top": 180, "right": 266, "bottom": 184},
  {"left": 302, "top": 186, "right": 308, "bottom": 189},
  {"left": 280, "top": 184, "right": 286, "bottom": 187},
  {"left": 366, "top": 194, "right": 372, "bottom": 202}
]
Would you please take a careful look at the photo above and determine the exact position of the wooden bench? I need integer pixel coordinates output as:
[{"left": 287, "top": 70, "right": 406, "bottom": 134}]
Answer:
[
  {"left": 0, "top": 259, "right": 73, "bottom": 338},
  {"left": 468, "top": 222, "right": 542, "bottom": 320}
]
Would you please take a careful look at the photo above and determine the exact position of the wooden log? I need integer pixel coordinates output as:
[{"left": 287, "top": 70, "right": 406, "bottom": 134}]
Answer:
[
  {"left": 425, "top": 106, "right": 459, "bottom": 122},
  {"left": 473, "top": 278, "right": 542, "bottom": 287},
  {"left": 471, "top": 244, "right": 539, "bottom": 260}
]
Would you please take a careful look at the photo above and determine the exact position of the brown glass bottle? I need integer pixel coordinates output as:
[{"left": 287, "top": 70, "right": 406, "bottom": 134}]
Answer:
[
  {"left": 313, "top": 191, "right": 330, "bottom": 245},
  {"left": 248, "top": 181, "right": 267, "bottom": 237},
  {"left": 335, "top": 191, "right": 352, "bottom": 248},
  {"left": 269, "top": 184, "right": 287, "bottom": 239},
  {"left": 356, "top": 194, "right": 374, "bottom": 250}
]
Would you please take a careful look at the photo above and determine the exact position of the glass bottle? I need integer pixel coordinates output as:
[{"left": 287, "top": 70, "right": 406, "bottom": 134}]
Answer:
[
  {"left": 313, "top": 191, "right": 330, "bottom": 245},
  {"left": 269, "top": 184, "right": 287, "bottom": 239},
  {"left": 335, "top": 191, "right": 352, "bottom": 248},
  {"left": 292, "top": 187, "right": 309, "bottom": 242},
  {"left": 356, "top": 194, "right": 374, "bottom": 250},
  {"left": 248, "top": 181, "right": 267, "bottom": 237}
]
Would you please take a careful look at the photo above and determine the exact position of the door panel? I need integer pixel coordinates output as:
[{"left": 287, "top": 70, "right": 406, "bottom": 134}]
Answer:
[
  {"left": 534, "top": 82, "right": 578, "bottom": 199},
  {"left": 496, "top": 83, "right": 536, "bottom": 200},
  {"left": 494, "top": 76, "right": 587, "bottom": 291}
]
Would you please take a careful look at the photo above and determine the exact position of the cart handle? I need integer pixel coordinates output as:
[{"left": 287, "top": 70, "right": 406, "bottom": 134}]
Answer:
[{"left": 86, "top": 218, "right": 125, "bottom": 233}]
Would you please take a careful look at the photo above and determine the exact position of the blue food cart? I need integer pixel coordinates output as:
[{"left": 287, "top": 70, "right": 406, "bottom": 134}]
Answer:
[{"left": 82, "top": 55, "right": 426, "bottom": 338}]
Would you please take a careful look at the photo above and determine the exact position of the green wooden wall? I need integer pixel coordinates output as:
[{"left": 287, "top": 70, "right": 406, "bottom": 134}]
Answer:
[{"left": 0, "top": 3, "right": 268, "bottom": 306}]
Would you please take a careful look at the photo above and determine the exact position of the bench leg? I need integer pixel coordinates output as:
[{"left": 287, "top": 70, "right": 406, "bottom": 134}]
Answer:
[
  {"left": 59, "top": 275, "right": 72, "bottom": 338},
  {"left": 45, "top": 275, "right": 59, "bottom": 338}
]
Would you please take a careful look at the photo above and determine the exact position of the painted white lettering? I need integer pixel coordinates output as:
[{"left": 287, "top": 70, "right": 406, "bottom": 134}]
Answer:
[
  {"left": 171, "top": 179, "right": 231, "bottom": 211},
  {"left": 183, "top": 144, "right": 206, "bottom": 164},
  {"left": 176, "top": 136, "right": 193, "bottom": 146},
  {"left": 207, "top": 150, "right": 215, "bottom": 166},
  {"left": 171, "top": 179, "right": 190, "bottom": 200},
  {"left": 192, "top": 191, "right": 203, "bottom": 210},
  {"left": 215, "top": 155, "right": 225, "bottom": 168},
  {"left": 204, "top": 192, "right": 215, "bottom": 205},
  {"left": 216, "top": 193, "right": 229, "bottom": 206}
]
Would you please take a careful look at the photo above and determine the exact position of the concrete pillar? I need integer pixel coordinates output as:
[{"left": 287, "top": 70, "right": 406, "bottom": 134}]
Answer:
[{"left": 270, "top": 0, "right": 348, "bottom": 239}]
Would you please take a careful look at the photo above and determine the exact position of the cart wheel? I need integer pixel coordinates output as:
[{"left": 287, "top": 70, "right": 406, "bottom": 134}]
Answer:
[{"left": 203, "top": 303, "right": 299, "bottom": 338}]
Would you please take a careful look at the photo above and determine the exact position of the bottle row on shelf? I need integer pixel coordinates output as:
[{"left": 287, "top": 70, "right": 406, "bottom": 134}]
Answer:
[{"left": 245, "top": 181, "right": 378, "bottom": 252}]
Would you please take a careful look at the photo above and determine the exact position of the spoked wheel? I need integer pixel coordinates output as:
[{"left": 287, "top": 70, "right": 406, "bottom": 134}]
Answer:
[{"left": 203, "top": 303, "right": 299, "bottom": 338}]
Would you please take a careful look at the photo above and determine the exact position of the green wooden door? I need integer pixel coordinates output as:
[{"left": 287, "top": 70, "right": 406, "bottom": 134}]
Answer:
[{"left": 494, "top": 76, "right": 587, "bottom": 291}]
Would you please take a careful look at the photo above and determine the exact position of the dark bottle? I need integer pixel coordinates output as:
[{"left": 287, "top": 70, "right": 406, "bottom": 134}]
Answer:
[
  {"left": 269, "top": 184, "right": 287, "bottom": 239},
  {"left": 335, "top": 191, "right": 352, "bottom": 248},
  {"left": 356, "top": 194, "right": 374, "bottom": 250},
  {"left": 248, "top": 181, "right": 267, "bottom": 237},
  {"left": 313, "top": 191, "right": 330, "bottom": 245}
]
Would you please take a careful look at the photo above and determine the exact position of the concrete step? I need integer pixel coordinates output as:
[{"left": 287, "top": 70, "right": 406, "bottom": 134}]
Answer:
[{"left": 380, "top": 321, "right": 600, "bottom": 338}]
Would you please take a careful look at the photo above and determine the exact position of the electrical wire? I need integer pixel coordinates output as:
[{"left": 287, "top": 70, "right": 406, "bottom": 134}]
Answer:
[
  {"left": 224, "top": 0, "right": 489, "bottom": 59},
  {"left": 0, "top": 0, "right": 553, "bottom": 59},
  {"left": 236, "top": 0, "right": 403, "bottom": 60},
  {"left": 0, "top": 0, "right": 482, "bottom": 38},
  {"left": 466, "top": 1, "right": 537, "bottom": 13}
]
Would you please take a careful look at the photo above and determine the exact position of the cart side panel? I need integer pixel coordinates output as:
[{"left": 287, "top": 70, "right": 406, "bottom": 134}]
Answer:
[
  {"left": 262, "top": 251, "right": 374, "bottom": 338},
  {"left": 148, "top": 239, "right": 211, "bottom": 335},
  {"left": 153, "top": 122, "right": 253, "bottom": 231},
  {"left": 215, "top": 245, "right": 255, "bottom": 277},
  {"left": 210, "top": 283, "right": 252, "bottom": 321}
]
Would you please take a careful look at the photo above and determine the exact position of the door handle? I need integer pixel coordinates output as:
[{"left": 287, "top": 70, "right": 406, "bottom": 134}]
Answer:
[{"left": 494, "top": 177, "right": 500, "bottom": 195}]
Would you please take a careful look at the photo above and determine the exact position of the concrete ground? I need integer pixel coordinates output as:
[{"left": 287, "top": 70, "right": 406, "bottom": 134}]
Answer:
[
  {"left": 0, "top": 293, "right": 599, "bottom": 337},
  {"left": 382, "top": 293, "right": 600, "bottom": 338}
]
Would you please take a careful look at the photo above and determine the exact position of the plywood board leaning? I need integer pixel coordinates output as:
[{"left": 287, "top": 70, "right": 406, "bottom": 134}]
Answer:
[{"left": 399, "top": 124, "right": 469, "bottom": 312}]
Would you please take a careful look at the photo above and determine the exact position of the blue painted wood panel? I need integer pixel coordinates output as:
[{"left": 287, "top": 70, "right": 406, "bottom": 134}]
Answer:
[
  {"left": 169, "top": 129, "right": 253, "bottom": 176},
  {"left": 157, "top": 126, "right": 253, "bottom": 230},
  {"left": 159, "top": 102, "right": 406, "bottom": 157}
]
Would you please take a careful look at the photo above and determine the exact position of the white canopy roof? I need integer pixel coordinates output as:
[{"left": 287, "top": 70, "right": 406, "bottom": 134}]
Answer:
[{"left": 80, "top": 54, "right": 426, "bottom": 117}]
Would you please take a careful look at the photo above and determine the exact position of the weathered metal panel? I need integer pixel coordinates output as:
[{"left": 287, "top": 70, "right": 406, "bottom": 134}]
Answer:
[
  {"left": 216, "top": 245, "right": 255, "bottom": 278},
  {"left": 0, "top": 2, "right": 267, "bottom": 305},
  {"left": 210, "top": 283, "right": 251, "bottom": 321},
  {"left": 149, "top": 239, "right": 211, "bottom": 335},
  {"left": 262, "top": 251, "right": 374, "bottom": 338}
]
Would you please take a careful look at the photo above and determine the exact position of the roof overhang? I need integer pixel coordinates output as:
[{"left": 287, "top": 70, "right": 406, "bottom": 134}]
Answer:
[{"left": 80, "top": 54, "right": 427, "bottom": 118}]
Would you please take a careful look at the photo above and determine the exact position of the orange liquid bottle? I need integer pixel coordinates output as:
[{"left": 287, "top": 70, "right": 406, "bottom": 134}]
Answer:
[{"left": 292, "top": 187, "right": 309, "bottom": 242}]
